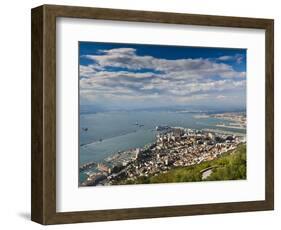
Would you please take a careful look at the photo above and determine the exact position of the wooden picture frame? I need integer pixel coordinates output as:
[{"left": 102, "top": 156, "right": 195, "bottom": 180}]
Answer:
[{"left": 31, "top": 4, "right": 274, "bottom": 225}]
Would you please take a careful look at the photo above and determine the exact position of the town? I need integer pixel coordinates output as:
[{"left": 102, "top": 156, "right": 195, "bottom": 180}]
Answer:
[
  {"left": 211, "top": 112, "right": 246, "bottom": 129},
  {"left": 80, "top": 126, "right": 246, "bottom": 186}
]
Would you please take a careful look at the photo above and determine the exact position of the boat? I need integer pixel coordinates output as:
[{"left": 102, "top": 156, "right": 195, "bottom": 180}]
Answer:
[{"left": 155, "top": 125, "right": 171, "bottom": 131}]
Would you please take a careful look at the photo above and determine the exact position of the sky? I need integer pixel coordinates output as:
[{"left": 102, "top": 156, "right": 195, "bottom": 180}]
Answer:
[{"left": 79, "top": 42, "right": 246, "bottom": 111}]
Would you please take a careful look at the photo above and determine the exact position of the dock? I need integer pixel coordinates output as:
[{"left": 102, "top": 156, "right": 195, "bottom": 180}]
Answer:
[{"left": 79, "top": 161, "right": 97, "bottom": 172}]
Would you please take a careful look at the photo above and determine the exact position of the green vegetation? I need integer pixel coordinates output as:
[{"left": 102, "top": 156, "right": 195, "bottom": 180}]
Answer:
[{"left": 122, "top": 144, "right": 246, "bottom": 185}]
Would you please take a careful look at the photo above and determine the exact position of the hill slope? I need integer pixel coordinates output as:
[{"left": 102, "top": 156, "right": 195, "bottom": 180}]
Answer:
[{"left": 122, "top": 144, "right": 246, "bottom": 185}]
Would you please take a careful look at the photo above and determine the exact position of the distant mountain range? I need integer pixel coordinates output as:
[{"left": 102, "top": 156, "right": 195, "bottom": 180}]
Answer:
[{"left": 80, "top": 104, "right": 246, "bottom": 115}]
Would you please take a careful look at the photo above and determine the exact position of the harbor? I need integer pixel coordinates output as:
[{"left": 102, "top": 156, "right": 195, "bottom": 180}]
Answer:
[{"left": 80, "top": 125, "right": 246, "bottom": 186}]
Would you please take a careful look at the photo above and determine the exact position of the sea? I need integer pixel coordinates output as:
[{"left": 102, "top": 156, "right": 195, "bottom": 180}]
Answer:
[{"left": 79, "top": 110, "right": 246, "bottom": 182}]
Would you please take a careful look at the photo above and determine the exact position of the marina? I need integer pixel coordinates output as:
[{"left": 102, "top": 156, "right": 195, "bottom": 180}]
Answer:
[
  {"left": 80, "top": 123, "right": 246, "bottom": 186},
  {"left": 79, "top": 111, "right": 246, "bottom": 185}
]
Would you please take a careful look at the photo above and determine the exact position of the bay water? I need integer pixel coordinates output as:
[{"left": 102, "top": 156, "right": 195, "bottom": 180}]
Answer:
[{"left": 79, "top": 111, "right": 245, "bottom": 167}]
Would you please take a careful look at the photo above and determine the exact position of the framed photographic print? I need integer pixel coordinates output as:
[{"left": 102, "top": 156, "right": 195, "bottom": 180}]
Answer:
[{"left": 31, "top": 4, "right": 274, "bottom": 225}]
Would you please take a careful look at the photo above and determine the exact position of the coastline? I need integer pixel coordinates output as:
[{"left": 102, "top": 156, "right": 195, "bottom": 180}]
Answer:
[
  {"left": 80, "top": 125, "right": 246, "bottom": 186},
  {"left": 215, "top": 124, "right": 246, "bottom": 130}
]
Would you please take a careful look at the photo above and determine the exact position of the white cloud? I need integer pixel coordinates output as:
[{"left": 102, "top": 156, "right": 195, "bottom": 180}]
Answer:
[
  {"left": 83, "top": 48, "right": 244, "bottom": 80},
  {"left": 80, "top": 48, "right": 246, "bottom": 106},
  {"left": 216, "top": 54, "right": 245, "bottom": 64},
  {"left": 216, "top": 56, "right": 233, "bottom": 61}
]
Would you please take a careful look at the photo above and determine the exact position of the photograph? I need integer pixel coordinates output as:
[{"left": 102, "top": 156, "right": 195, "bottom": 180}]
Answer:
[
  {"left": 79, "top": 42, "right": 247, "bottom": 186},
  {"left": 29, "top": 3, "right": 274, "bottom": 225}
]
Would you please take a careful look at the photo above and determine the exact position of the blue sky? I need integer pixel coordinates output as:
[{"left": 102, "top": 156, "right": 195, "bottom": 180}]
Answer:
[{"left": 79, "top": 42, "right": 246, "bottom": 110}]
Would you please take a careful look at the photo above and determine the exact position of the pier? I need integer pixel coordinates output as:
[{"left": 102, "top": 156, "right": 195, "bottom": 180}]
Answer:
[{"left": 79, "top": 161, "right": 97, "bottom": 172}]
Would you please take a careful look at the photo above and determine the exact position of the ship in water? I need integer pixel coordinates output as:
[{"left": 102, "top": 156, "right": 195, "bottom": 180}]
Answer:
[
  {"left": 134, "top": 121, "right": 144, "bottom": 127},
  {"left": 155, "top": 125, "right": 171, "bottom": 132}
]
